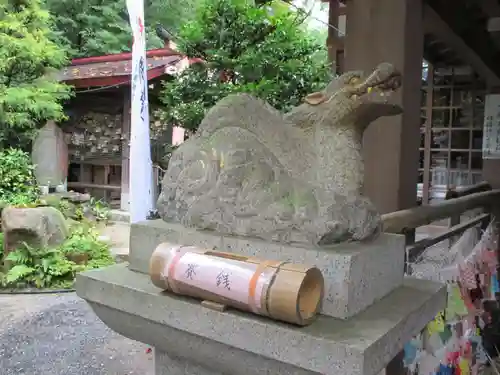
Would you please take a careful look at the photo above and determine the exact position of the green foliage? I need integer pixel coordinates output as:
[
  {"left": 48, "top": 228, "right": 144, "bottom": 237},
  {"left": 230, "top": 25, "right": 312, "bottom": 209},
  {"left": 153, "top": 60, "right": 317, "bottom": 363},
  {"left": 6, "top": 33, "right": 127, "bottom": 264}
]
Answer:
[
  {"left": 158, "top": 0, "right": 331, "bottom": 133},
  {"left": 87, "top": 197, "right": 111, "bottom": 222},
  {"left": 0, "top": 0, "right": 72, "bottom": 149},
  {"left": 57, "top": 224, "right": 114, "bottom": 269},
  {"left": 0, "top": 223, "right": 114, "bottom": 289},
  {"left": 3, "top": 246, "right": 79, "bottom": 289},
  {"left": 52, "top": 196, "right": 110, "bottom": 223},
  {"left": 308, "top": 28, "right": 328, "bottom": 55},
  {"left": 0, "top": 148, "right": 39, "bottom": 205},
  {"left": 45, "top": 0, "right": 132, "bottom": 58},
  {"left": 45, "top": 0, "right": 200, "bottom": 58}
]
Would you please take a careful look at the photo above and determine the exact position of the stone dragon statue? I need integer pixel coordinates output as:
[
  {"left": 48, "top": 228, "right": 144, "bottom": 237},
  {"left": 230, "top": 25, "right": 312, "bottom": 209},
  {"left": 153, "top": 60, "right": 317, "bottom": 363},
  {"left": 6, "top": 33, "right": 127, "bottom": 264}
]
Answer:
[{"left": 157, "top": 63, "right": 402, "bottom": 246}]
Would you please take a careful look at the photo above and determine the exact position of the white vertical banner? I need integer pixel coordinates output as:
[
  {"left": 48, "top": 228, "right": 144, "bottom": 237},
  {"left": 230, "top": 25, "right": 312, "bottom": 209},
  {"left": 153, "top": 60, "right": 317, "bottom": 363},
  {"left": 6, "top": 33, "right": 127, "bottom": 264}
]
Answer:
[
  {"left": 483, "top": 94, "right": 500, "bottom": 159},
  {"left": 126, "top": 0, "right": 154, "bottom": 222}
]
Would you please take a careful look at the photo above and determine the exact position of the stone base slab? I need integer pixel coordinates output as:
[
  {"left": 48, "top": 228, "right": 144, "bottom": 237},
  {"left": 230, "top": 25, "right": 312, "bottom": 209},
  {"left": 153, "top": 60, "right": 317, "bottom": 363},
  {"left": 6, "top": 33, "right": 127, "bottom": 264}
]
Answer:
[
  {"left": 76, "top": 264, "right": 446, "bottom": 375},
  {"left": 129, "top": 220, "right": 405, "bottom": 319}
]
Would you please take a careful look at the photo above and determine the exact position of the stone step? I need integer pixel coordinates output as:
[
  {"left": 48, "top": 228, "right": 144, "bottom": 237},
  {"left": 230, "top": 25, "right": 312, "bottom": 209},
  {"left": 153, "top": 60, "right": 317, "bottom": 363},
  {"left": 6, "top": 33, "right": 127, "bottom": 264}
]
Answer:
[{"left": 109, "top": 209, "right": 130, "bottom": 223}]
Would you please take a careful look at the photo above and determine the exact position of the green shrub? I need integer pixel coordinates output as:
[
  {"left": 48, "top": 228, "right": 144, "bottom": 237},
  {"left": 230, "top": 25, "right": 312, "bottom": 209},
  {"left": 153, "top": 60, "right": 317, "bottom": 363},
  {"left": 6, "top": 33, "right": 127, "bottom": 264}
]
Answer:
[
  {"left": 0, "top": 148, "right": 39, "bottom": 206},
  {"left": 0, "top": 223, "right": 114, "bottom": 289},
  {"left": 88, "top": 197, "right": 111, "bottom": 222},
  {"left": 57, "top": 224, "right": 114, "bottom": 269}
]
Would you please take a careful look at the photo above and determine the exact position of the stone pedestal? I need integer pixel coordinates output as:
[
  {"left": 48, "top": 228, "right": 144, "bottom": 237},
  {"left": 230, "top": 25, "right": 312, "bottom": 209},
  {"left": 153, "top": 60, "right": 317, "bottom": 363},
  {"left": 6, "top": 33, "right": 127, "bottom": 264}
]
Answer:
[
  {"left": 76, "top": 221, "right": 446, "bottom": 375},
  {"left": 128, "top": 220, "right": 406, "bottom": 319},
  {"left": 76, "top": 264, "right": 446, "bottom": 375}
]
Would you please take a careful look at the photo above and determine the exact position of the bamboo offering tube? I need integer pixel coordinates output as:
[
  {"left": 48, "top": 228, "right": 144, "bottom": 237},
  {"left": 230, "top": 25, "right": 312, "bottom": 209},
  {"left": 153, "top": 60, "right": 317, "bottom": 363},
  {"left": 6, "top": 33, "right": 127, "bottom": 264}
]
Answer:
[{"left": 149, "top": 242, "right": 324, "bottom": 326}]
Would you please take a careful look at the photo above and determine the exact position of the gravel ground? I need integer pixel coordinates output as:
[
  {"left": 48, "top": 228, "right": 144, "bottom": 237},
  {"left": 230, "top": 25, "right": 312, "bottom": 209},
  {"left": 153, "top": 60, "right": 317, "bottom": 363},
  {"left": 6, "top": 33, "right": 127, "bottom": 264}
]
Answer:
[{"left": 0, "top": 293, "right": 154, "bottom": 375}]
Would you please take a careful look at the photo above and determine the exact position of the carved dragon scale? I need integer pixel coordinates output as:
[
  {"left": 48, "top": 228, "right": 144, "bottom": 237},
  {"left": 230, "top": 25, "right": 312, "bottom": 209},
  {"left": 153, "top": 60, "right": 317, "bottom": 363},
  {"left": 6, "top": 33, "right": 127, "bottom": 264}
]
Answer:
[{"left": 157, "top": 63, "right": 403, "bottom": 246}]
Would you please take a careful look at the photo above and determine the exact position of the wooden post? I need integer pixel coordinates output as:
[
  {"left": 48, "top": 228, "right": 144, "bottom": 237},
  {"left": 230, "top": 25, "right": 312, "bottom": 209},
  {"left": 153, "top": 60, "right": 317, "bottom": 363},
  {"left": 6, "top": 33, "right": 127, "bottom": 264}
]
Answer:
[
  {"left": 344, "top": 0, "right": 424, "bottom": 215},
  {"left": 385, "top": 350, "right": 405, "bottom": 375},
  {"left": 344, "top": 0, "right": 423, "bottom": 372},
  {"left": 92, "top": 165, "right": 108, "bottom": 201},
  {"left": 483, "top": 93, "right": 500, "bottom": 189},
  {"left": 422, "top": 64, "right": 434, "bottom": 205},
  {"left": 326, "top": 0, "right": 342, "bottom": 74},
  {"left": 446, "top": 188, "right": 461, "bottom": 248},
  {"left": 121, "top": 88, "right": 131, "bottom": 212},
  {"left": 79, "top": 163, "right": 92, "bottom": 190}
]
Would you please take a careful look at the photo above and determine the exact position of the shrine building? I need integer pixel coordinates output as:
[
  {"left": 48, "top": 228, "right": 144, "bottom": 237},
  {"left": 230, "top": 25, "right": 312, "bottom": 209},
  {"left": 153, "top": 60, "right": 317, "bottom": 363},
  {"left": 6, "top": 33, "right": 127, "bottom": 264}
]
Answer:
[
  {"left": 56, "top": 0, "right": 500, "bottom": 216},
  {"left": 324, "top": 0, "right": 500, "bottom": 213}
]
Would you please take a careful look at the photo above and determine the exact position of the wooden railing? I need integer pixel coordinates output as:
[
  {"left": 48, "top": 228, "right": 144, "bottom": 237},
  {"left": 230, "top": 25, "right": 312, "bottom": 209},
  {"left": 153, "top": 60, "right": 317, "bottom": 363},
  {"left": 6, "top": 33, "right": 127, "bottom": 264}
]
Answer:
[
  {"left": 382, "top": 181, "right": 498, "bottom": 264},
  {"left": 381, "top": 181, "right": 499, "bottom": 375}
]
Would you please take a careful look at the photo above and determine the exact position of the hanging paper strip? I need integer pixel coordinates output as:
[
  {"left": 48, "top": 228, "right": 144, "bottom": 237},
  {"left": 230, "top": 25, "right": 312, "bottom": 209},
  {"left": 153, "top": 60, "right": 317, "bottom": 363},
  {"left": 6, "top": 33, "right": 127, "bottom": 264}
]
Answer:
[
  {"left": 403, "top": 219, "right": 499, "bottom": 375},
  {"left": 446, "top": 284, "right": 468, "bottom": 318},
  {"left": 492, "top": 274, "right": 499, "bottom": 295},
  {"left": 427, "top": 312, "right": 446, "bottom": 337}
]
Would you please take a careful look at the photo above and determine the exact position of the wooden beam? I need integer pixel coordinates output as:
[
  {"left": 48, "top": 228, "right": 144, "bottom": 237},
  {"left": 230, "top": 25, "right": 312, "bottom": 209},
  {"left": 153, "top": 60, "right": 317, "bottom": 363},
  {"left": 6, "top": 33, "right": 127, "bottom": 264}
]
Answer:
[
  {"left": 67, "top": 182, "right": 121, "bottom": 191},
  {"left": 423, "top": 5, "right": 500, "bottom": 87},
  {"left": 57, "top": 55, "right": 181, "bottom": 82}
]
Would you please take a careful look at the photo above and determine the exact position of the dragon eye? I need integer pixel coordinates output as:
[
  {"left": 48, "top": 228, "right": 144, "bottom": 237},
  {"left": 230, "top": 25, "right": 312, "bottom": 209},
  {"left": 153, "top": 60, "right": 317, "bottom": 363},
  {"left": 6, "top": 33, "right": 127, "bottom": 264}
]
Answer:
[{"left": 349, "top": 76, "right": 361, "bottom": 85}]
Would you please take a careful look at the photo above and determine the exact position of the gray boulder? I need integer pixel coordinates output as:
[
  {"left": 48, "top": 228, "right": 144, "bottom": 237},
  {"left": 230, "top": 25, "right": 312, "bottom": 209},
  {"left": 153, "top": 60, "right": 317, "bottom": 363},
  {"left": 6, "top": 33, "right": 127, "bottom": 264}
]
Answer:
[{"left": 1, "top": 206, "right": 69, "bottom": 257}]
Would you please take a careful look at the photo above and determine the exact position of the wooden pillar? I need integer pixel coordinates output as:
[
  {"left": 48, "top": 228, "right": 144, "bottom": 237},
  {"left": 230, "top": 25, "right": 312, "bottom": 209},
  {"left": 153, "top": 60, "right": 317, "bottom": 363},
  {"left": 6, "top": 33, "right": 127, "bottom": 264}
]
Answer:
[
  {"left": 385, "top": 351, "right": 405, "bottom": 375},
  {"left": 422, "top": 64, "right": 434, "bottom": 205},
  {"left": 344, "top": 0, "right": 424, "bottom": 214},
  {"left": 121, "top": 88, "right": 131, "bottom": 212},
  {"left": 483, "top": 160, "right": 500, "bottom": 188},
  {"left": 326, "top": 0, "right": 342, "bottom": 74},
  {"left": 482, "top": 93, "right": 500, "bottom": 189}
]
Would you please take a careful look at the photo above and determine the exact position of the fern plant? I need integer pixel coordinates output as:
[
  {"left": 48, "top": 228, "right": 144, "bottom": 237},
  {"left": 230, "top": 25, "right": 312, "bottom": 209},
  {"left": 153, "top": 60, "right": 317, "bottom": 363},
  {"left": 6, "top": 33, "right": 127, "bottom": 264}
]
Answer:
[
  {"left": 1, "top": 223, "right": 115, "bottom": 290},
  {"left": 3, "top": 243, "right": 83, "bottom": 289},
  {"left": 67, "top": 226, "right": 114, "bottom": 269}
]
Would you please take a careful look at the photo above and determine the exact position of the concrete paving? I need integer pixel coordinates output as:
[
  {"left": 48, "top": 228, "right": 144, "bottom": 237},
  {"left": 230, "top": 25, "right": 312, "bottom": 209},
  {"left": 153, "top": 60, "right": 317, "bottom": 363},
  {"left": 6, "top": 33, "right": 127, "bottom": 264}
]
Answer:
[
  {"left": 0, "top": 221, "right": 148, "bottom": 375},
  {"left": 0, "top": 293, "right": 154, "bottom": 375},
  {"left": 98, "top": 221, "right": 131, "bottom": 261}
]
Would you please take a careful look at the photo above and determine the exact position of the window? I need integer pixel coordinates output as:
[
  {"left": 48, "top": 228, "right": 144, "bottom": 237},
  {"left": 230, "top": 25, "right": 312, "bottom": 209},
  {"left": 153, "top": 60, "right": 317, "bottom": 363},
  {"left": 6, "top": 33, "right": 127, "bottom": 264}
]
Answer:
[{"left": 419, "top": 65, "right": 485, "bottom": 203}]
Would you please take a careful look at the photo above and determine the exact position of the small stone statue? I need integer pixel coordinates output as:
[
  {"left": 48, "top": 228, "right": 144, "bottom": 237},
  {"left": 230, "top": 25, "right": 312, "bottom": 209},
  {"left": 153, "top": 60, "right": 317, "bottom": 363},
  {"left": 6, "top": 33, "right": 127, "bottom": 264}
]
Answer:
[{"left": 157, "top": 63, "right": 402, "bottom": 245}]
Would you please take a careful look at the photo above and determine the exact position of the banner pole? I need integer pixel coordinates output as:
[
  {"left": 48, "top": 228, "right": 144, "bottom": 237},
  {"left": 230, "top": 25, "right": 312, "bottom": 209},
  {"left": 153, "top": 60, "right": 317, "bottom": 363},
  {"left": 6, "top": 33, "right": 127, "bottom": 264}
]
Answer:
[{"left": 126, "top": 0, "right": 154, "bottom": 223}]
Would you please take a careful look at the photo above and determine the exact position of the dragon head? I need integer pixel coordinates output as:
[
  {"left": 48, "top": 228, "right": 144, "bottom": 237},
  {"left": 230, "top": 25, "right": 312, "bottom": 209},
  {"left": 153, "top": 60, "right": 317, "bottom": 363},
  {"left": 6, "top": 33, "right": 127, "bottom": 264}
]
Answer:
[{"left": 295, "top": 62, "right": 402, "bottom": 131}]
